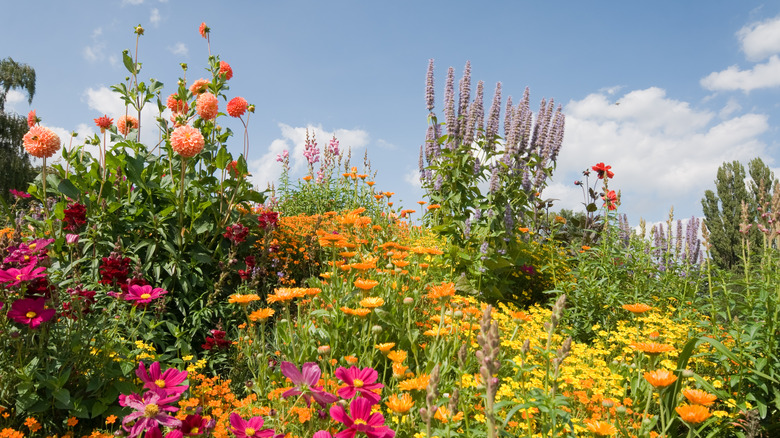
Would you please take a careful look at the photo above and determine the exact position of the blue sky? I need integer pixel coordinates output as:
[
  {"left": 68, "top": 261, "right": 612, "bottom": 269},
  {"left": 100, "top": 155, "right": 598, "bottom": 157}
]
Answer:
[{"left": 3, "top": 1, "right": 780, "bottom": 227}]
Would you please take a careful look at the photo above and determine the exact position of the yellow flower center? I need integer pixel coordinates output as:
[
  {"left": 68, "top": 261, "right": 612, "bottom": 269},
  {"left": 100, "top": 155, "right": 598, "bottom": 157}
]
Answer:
[
  {"left": 354, "top": 419, "right": 367, "bottom": 426},
  {"left": 190, "top": 428, "right": 199, "bottom": 434},
  {"left": 144, "top": 403, "right": 159, "bottom": 418},
  {"left": 245, "top": 427, "right": 256, "bottom": 436},
  {"left": 155, "top": 379, "right": 166, "bottom": 388},
  {"left": 353, "top": 378, "right": 364, "bottom": 388},
  {"left": 140, "top": 293, "right": 151, "bottom": 299},
  {"left": 16, "top": 274, "right": 23, "bottom": 281},
  {"left": 26, "top": 311, "right": 37, "bottom": 319}
]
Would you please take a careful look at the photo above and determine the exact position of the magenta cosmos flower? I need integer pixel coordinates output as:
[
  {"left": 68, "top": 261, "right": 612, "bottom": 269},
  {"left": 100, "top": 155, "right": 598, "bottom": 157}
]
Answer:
[
  {"left": 281, "top": 361, "right": 338, "bottom": 408},
  {"left": 0, "top": 264, "right": 47, "bottom": 287},
  {"left": 125, "top": 284, "right": 168, "bottom": 306},
  {"left": 121, "top": 391, "right": 181, "bottom": 438},
  {"left": 329, "top": 398, "right": 395, "bottom": 438},
  {"left": 137, "top": 361, "right": 188, "bottom": 397},
  {"left": 7, "top": 298, "right": 55, "bottom": 329},
  {"left": 228, "top": 412, "right": 274, "bottom": 438},
  {"left": 335, "top": 365, "right": 383, "bottom": 404},
  {"left": 143, "top": 426, "right": 183, "bottom": 438}
]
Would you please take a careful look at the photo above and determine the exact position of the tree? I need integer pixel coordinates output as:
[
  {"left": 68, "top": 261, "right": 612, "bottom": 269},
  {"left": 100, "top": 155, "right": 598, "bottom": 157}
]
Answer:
[
  {"left": 0, "top": 57, "right": 37, "bottom": 203},
  {"left": 701, "top": 158, "right": 776, "bottom": 270}
]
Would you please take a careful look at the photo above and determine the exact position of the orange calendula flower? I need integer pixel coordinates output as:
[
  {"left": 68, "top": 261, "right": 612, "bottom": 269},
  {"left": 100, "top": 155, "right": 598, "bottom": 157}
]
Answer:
[
  {"left": 267, "top": 288, "right": 305, "bottom": 303},
  {"left": 352, "top": 308, "right": 371, "bottom": 317},
  {"left": 584, "top": 420, "right": 617, "bottom": 436},
  {"left": 302, "top": 175, "right": 313, "bottom": 182},
  {"left": 399, "top": 373, "right": 430, "bottom": 391},
  {"left": 427, "top": 204, "right": 441, "bottom": 211},
  {"left": 385, "top": 393, "right": 414, "bottom": 414},
  {"left": 622, "top": 303, "right": 652, "bottom": 314},
  {"left": 631, "top": 342, "right": 675, "bottom": 355},
  {"left": 384, "top": 192, "right": 395, "bottom": 198},
  {"left": 344, "top": 355, "right": 358, "bottom": 365},
  {"left": 644, "top": 369, "right": 678, "bottom": 388},
  {"left": 354, "top": 278, "right": 379, "bottom": 290},
  {"left": 392, "top": 362, "right": 409, "bottom": 378},
  {"left": 675, "top": 404, "right": 711, "bottom": 424},
  {"left": 367, "top": 181, "right": 376, "bottom": 186},
  {"left": 360, "top": 297, "right": 384, "bottom": 308},
  {"left": 249, "top": 308, "right": 275, "bottom": 322},
  {"left": 510, "top": 311, "right": 532, "bottom": 322},
  {"left": 228, "top": 294, "right": 261, "bottom": 305},
  {"left": 387, "top": 350, "right": 407, "bottom": 364},
  {"left": 517, "top": 227, "right": 530, "bottom": 233},
  {"left": 434, "top": 406, "right": 463, "bottom": 423},
  {"left": 67, "top": 417, "right": 78, "bottom": 427},
  {"left": 375, "top": 342, "right": 395, "bottom": 353},
  {"left": 427, "top": 282, "right": 456, "bottom": 301},
  {"left": 683, "top": 389, "right": 717, "bottom": 406}
]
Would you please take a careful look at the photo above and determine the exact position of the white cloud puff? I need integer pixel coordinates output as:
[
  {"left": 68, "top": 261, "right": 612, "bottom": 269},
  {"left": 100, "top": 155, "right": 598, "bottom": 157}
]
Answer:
[
  {"left": 700, "top": 55, "right": 780, "bottom": 92},
  {"left": 544, "top": 87, "right": 769, "bottom": 223},
  {"left": 169, "top": 43, "right": 188, "bottom": 56},
  {"left": 150, "top": 8, "right": 161, "bottom": 26},
  {"left": 738, "top": 15, "right": 780, "bottom": 61}
]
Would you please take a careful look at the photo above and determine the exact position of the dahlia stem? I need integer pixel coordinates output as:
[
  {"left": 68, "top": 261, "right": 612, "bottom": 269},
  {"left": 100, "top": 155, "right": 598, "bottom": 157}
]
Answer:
[{"left": 178, "top": 158, "right": 187, "bottom": 243}]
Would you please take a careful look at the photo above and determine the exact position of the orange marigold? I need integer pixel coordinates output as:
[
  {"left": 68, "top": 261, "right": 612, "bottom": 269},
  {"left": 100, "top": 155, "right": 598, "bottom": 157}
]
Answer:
[
  {"left": 683, "top": 389, "right": 717, "bottom": 406},
  {"left": 375, "top": 342, "right": 395, "bottom": 353},
  {"left": 675, "top": 404, "right": 711, "bottom": 424},
  {"left": 387, "top": 350, "right": 407, "bottom": 363},
  {"left": 385, "top": 393, "right": 414, "bottom": 414},
  {"left": 622, "top": 303, "right": 652, "bottom": 314},
  {"left": 228, "top": 294, "right": 261, "bottom": 305},
  {"left": 354, "top": 278, "right": 379, "bottom": 290},
  {"left": 249, "top": 308, "right": 275, "bottom": 322},
  {"left": 427, "top": 282, "right": 456, "bottom": 301},
  {"left": 644, "top": 369, "right": 678, "bottom": 388},
  {"left": 360, "top": 297, "right": 384, "bottom": 308},
  {"left": 23, "top": 125, "right": 61, "bottom": 158},
  {"left": 399, "top": 373, "right": 430, "bottom": 391},
  {"left": 170, "top": 125, "right": 205, "bottom": 158}
]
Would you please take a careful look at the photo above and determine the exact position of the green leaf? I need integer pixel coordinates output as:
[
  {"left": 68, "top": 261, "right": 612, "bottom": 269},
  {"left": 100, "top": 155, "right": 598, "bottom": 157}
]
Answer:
[
  {"left": 122, "top": 50, "right": 136, "bottom": 74},
  {"left": 53, "top": 388, "right": 72, "bottom": 409},
  {"left": 58, "top": 179, "right": 81, "bottom": 200},
  {"left": 216, "top": 146, "right": 230, "bottom": 169}
]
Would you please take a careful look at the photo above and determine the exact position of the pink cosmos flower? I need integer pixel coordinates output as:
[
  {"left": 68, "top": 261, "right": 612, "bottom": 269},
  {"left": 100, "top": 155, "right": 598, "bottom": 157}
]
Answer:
[
  {"left": 23, "top": 125, "right": 61, "bottom": 158},
  {"left": 312, "top": 432, "right": 332, "bottom": 438},
  {"left": 124, "top": 284, "right": 168, "bottom": 306},
  {"left": 136, "top": 361, "right": 188, "bottom": 397},
  {"left": 143, "top": 426, "right": 183, "bottom": 438},
  {"left": 219, "top": 61, "right": 233, "bottom": 80},
  {"left": 170, "top": 125, "right": 205, "bottom": 159},
  {"left": 196, "top": 92, "right": 218, "bottom": 120},
  {"left": 7, "top": 297, "right": 56, "bottom": 329},
  {"left": 9, "top": 189, "right": 31, "bottom": 199},
  {"left": 281, "top": 361, "right": 338, "bottom": 408},
  {"left": 329, "top": 398, "right": 395, "bottom": 438},
  {"left": 228, "top": 412, "right": 274, "bottom": 438},
  {"left": 121, "top": 391, "right": 182, "bottom": 438},
  {"left": 0, "top": 264, "right": 47, "bottom": 287},
  {"left": 227, "top": 97, "right": 248, "bottom": 118},
  {"left": 335, "top": 365, "right": 383, "bottom": 404},
  {"left": 3, "top": 238, "right": 53, "bottom": 265}
]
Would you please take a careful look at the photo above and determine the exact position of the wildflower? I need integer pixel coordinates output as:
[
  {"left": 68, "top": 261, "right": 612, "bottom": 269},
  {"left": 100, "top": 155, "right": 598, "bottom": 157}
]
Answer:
[
  {"left": 392, "top": 363, "right": 408, "bottom": 378},
  {"left": 0, "top": 264, "right": 47, "bottom": 286},
  {"left": 427, "top": 204, "right": 441, "bottom": 211},
  {"left": 602, "top": 190, "right": 618, "bottom": 211},
  {"left": 170, "top": 125, "right": 205, "bottom": 158},
  {"left": 23, "top": 125, "right": 61, "bottom": 158},
  {"left": 94, "top": 115, "right": 114, "bottom": 133},
  {"left": 592, "top": 162, "right": 614, "bottom": 179},
  {"left": 675, "top": 404, "right": 711, "bottom": 424},
  {"left": 354, "top": 278, "right": 379, "bottom": 291},
  {"left": 385, "top": 393, "right": 414, "bottom": 414},
  {"left": 281, "top": 361, "right": 338, "bottom": 408},
  {"left": 9, "top": 189, "right": 30, "bottom": 199},
  {"left": 683, "top": 389, "right": 717, "bottom": 406},
  {"left": 24, "top": 417, "right": 41, "bottom": 432},
  {"left": 329, "top": 398, "right": 395, "bottom": 438},
  {"left": 360, "top": 297, "right": 384, "bottom": 308},
  {"left": 67, "top": 417, "right": 78, "bottom": 427},
  {"left": 622, "top": 303, "right": 652, "bottom": 314},
  {"left": 202, "top": 329, "right": 230, "bottom": 350},
  {"left": 249, "top": 308, "right": 275, "bottom": 322},
  {"left": 188, "top": 79, "right": 210, "bottom": 95},
  {"left": 198, "top": 22, "right": 209, "bottom": 39},
  {"left": 124, "top": 284, "right": 168, "bottom": 306},
  {"left": 433, "top": 406, "right": 463, "bottom": 423},
  {"left": 375, "top": 343, "right": 395, "bottom": 353},
  {"left": 387, "top": 350, "right": 407, "bottom": 364},
  {"left": 223, "top": 224, "right": 250, "bottom": 244},
  {"left": 196, "top": 92, "right": 218, "bottom": 120},
  {"left": 399, "top": 374, "right": 429, "bottom": 391},
  {"left": 7, "top": 298, "right": 55, "bottom": 328},
  {"left": 219, "top": 61, "right": 233, "bottom": 80},
  {"left": 344, "top": 355, "right": 359, "bottom": 365},
  {"left": 136, "top": 361, "right": 188, "bottom": 397},
  {"left": 166, "top": 94, "right": 189, "bottom": 114},
  {"left": 120, "top": 391, "right": 181, "bottom": 438},
  {"left": 644, "top": 369, "right": 678, "bottom": 388},
  {"left": 584, "top": 420, "right": 617, "bottom": 436},
  {"left": 27, "top": 110, "right": 39, "bottom": 127},
  {"left": 106, "top": 415, "right": 118, "bottom": 425},
  {"left": 335, "top": 365, "right": 384, "bottom": 404},
  {"left": 63, "top": 202, "right": 87, "bottom": 231},
  {"left": 227, "top": 97, "right": 248, "bottom": 117},
  {"left": 267, "top": 288, "right": 304, "bottom": 304},
  {"left": 427, "top": 282, "right": 455, "bottom": 301},
  {"left": 228, "top": 412, "right": 274, "bottom": 438},
  {"left": 630, "top": 342, "right": 675, "bottom": 355},
  {"left": 117, "top": 115, "right": 139, "bottom": 135}
]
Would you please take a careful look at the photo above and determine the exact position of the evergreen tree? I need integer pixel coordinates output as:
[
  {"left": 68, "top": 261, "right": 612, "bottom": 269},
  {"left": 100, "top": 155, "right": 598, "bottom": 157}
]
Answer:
[
  {"left": 701, "top": 158, "right": 776, "bottom": 270},
  {"left": 0, "top": 57, "right": 37, "bottom": 203}
]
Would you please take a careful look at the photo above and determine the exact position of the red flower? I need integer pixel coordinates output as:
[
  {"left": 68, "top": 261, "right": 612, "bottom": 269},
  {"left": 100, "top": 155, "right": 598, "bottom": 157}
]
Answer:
[
  {"left": 223, "top": 224, "right": 249, "bottom": 244},
  {"left": 602, "top": 190, "right": 618, "bottom": 211},
  {"left": 63, "top": 203, "right": 87, "bottom": 231},
  {"left": 7, "top": 297, "right": 56, "bottom": 329},
  {"left": 227, "top": 97, "right": 248, "bottom": 118},
  {"left": 592, "top": 162, "right": 614, "bottom": 179},
  {"left": 258, "top": 211, "right": 279, "bottom": 230},
  {"left": 202, "top": 329, "right": 230, "bottom": 350},
  {"left": 94, "top": 115, "right": 114, "bottom": 133},
  {"left": 219, "top": 61, "right": 233, "bottom": 80},
  {"left": 198, "top": 22, "right": 209, "bottom": 39},
  {"left": 99, "top": 255, "right": 132, "bottom": 288}
]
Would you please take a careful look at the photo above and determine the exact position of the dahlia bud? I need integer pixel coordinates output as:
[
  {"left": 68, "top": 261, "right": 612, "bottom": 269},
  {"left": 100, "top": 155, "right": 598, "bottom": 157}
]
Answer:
[{"left": 134, "top": 25, "right": 144, "bottom": 35}]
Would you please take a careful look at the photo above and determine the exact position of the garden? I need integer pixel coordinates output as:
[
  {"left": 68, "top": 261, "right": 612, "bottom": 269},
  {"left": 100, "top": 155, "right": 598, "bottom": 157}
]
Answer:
[{"left": 0, "top": 23, "right": 778, "bottom": 438}]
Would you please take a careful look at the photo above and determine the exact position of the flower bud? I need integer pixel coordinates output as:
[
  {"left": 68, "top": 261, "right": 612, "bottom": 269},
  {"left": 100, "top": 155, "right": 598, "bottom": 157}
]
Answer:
[
  {"left": 403, "top": 297, "right": 414, "bottom": 305},
  {"left": 371, "top": 325, "right": 383, "bottom": 334},
  {"left": 318, "top": 345, "right": 331, "bottom": 355}
]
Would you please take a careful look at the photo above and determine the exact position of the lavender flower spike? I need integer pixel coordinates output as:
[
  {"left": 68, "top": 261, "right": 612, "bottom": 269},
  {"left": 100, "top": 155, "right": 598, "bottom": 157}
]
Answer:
[{"left": 426, "top": 59, "right": 435, "bottom": 112}]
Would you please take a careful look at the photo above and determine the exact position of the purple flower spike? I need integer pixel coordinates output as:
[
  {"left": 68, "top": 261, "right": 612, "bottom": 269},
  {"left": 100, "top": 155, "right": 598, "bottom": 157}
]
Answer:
[{"left": 281, "top": 361, "right": 337, "bottom": 408}]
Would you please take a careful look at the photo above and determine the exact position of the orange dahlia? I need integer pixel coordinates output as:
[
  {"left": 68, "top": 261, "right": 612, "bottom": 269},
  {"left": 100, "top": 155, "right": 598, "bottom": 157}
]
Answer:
[
  {"left": 198, "top": 22, "right": 209, "bottom": 39},
  {"left": 166, "top": 93, "right": 189, "bottom": 114},
  {"left": 584, "top": 420, "right": 617, "bottom": 436},
  {"left": 27, "top": 109, "right": 38, "bottom": 127},
  {"left": 227, "top": 97, "right": 248, "bottom": 118},
  {"left": 94, "top": 115, "right": 113, "bottom": 133},
  {"left": 675, "top": 404, "right": 711, "bottom": 424},
  {"left": 622, "top": 303, "right": 652, "bottom": 314},
  {"left": 682, "top": 389, "right": 717, "bottom": 406},
  {"left": 644, "top": 369, "right": 678, "bottom": 388},
  {"left": 219, "top": 61, "right": 233, "bottom": 80},
  {"left": 117, "top": 115, "right": 139, "bottom": 135},
  {"left": 170, "top": 125, "right": 205, "bottom": 158},
  {"left": 189, "top": 78, "right": 210, "bottom": 95},
  {"left": 23, "top": 125, "right": 61, "bottom": 158},
  {"left": 196, "top": 92, "right": 218, "bottom": 120}
]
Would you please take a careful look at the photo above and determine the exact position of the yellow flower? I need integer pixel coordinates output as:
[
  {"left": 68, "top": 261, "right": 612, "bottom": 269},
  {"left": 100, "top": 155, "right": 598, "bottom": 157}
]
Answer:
[
  {"left": 385, "top": 393, "right": 415, "bottom": 414},
  {"left": 360, "top": 297, "right": 385, "bottom": 308},
  {"left": 375, "top": 342, "right": 396, "bottom": 353}
]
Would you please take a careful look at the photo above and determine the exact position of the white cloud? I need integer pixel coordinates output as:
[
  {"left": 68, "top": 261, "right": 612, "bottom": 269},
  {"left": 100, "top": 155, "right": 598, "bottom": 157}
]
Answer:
[
  {"left": 169, "top": 43, "right": 188, "bottom": 56},
  {"left": 150, "top": 8, "right": 161, "bottom": 26},
  {"left": 404, "top": 168, "right": 422, "bottom": 189},
  {"left": 700, "top": 55, "right": 780, "bottom": 92},
  {"left": 719, "top": 98, "right": 742, "bottom": 119},
  {"left": 544, "top": 87, "right": 770, "bottom": 223},
  {"left": 247, "top": 123, "right": 370, "bottom": 191},
  {"left": 83, "top": 86, "right": 169, "bottom": 147},
  {"left": 122, "top": 0, "right": 144, "bottom": 5},
  {"left": 83, "top": 27, "right": 106, "bottom": 63},
  {"left": 738, "top": 15, "right": 780, "bottom": 61},
  {"left": 4, "top": 89, "right": 26, "bottom": 110}
]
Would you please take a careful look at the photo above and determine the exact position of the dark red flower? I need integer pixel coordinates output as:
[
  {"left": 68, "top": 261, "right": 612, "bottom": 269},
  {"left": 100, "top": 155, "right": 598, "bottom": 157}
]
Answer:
[
  {"left": 591, "top": 162, "right": 614, "bottom": 179},
  {"left": 258, "top": 211, "right": 279, "bottom": 230},
  {"left": 99, "top": 255, "right": 132, "bottom": 288},
  {"left": 223, "top": 224, "right": 249, "bottom": 245},
  {"left": 603, "top": 190, "right": 618, "bottom": 211},
  {"left": 63, "top": 203, "right": 87, "bottom": 231},
  {"left": 202, "top": 329, "right": 231, "bottom": 350}
]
